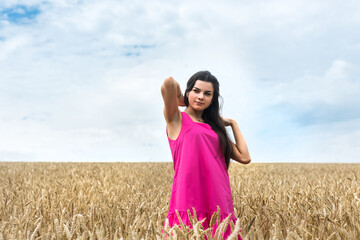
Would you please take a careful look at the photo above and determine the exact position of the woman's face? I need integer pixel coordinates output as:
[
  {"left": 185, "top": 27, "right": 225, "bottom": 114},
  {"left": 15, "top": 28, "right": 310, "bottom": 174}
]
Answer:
[{"left": 187, "top": 80, "right": 214, "bottom": 111}]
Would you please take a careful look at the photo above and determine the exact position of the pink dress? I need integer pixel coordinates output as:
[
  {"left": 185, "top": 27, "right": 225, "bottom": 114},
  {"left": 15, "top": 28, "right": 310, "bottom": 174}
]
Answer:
[{"left": 165, "top": 111, "right": 241, "bottom": 239}]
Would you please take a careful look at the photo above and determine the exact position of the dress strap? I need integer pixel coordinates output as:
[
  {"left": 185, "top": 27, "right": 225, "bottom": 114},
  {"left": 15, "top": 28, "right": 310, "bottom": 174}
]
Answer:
[
  {"left": 181, "top": 111, "right": 192, "bottom": 123},
  {"left": 181, "top": 111, "right": 190, "bottom": 124}
]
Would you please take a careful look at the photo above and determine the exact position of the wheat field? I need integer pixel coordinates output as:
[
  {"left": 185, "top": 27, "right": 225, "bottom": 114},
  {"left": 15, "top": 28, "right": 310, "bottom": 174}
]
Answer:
[{"left": 0, "top": 162, "right": 359, "bottom": 239}]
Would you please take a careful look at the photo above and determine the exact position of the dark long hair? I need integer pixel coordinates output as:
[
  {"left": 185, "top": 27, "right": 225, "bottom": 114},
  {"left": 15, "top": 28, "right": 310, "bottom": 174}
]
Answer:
[{"left": 184, "top": 71, "right": 234, "bottom": 170}]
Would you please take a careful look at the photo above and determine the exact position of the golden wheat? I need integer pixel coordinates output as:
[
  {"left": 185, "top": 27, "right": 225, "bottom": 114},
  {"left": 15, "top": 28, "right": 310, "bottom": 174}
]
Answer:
[{"left": 0, "top": 162, "right": 359, "bottom": 239}]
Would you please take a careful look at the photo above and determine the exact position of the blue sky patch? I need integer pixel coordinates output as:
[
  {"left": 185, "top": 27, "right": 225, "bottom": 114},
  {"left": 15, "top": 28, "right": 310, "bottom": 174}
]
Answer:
[
  {"left": 294, "top": 105, "right": 360, "bottom": 126},
  {"left": 122, "top": 44, "right": 155, "bottom": 57},
  {"left": 125, "top": 44, "right": 156, "bottom": 49},
  {"left": 124, "top": 51, "right": 140, "bottom": 57},
  {"left": 1, "top": 5, "right": 40, "bottom": 24}
]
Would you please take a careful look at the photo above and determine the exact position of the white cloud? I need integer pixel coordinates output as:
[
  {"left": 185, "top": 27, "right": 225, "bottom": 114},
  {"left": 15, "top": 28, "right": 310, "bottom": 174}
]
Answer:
[
  {"left": 270, "top": 59, "right": 359, "bottom": 107},
  {"left": 0, "top": 35, "right": 29, "bottom": 60}
]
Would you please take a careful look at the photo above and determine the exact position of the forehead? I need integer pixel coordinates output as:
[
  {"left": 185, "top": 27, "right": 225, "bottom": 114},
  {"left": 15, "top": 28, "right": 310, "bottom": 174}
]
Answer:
[{"left": 193, "top": 80, "right": 214, "bottom": 92}]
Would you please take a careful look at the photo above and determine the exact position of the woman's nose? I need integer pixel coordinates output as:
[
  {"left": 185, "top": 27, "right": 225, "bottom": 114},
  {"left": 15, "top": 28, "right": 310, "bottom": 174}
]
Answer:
[{"left": 198, "top": 92, "right": 204, "bottom": 99}]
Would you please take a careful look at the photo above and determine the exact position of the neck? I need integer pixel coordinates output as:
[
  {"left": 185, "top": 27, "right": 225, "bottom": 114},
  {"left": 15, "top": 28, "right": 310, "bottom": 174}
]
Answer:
[{"left": 185, "top": 107, "right": 203, "bottom": 119}]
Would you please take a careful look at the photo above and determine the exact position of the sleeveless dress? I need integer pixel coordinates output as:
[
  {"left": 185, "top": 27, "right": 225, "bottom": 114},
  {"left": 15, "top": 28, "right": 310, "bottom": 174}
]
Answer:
[{"left": 165, "top": 111, "right": 241, "bottom": 239}]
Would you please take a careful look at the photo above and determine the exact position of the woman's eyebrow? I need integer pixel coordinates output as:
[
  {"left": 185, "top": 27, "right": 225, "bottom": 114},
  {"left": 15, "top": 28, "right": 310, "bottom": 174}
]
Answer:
[{"left": 193, "top": 87, "right": 213, "bottom": 93}]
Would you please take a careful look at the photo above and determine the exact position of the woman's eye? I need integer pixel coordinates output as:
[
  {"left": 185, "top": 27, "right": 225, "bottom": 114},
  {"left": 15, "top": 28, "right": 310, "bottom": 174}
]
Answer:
[{"left": 193, "top": 89, "right": 199, "bottom": 92}]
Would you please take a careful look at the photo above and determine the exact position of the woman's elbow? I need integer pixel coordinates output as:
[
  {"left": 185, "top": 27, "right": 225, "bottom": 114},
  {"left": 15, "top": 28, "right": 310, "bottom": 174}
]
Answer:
[
  {"left": 161, "top": 77, "right": 174, "bottom": 94},
  {"left": 242, "top": 158, "right": 251, "bottom": 164},
  {"left": 232, "top": 151, "right": 251, "bottom": 164},
  {"left": 162, "top": 76, "right": 175, "bottom": 88},
  {"left": 233, "top": 156, "right": 251, "bottom": 164}
]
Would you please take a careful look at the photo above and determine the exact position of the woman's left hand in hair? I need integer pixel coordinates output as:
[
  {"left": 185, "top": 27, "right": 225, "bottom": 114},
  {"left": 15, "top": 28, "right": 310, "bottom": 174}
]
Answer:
[{"left": 222, "top": 117, "right": 234, "bottom": 127}]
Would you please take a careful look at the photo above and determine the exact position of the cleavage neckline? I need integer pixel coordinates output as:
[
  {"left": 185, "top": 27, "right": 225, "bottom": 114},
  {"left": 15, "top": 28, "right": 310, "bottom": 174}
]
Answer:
[{"left": 183, "top": 111, "right": 211, "bottom": 128}]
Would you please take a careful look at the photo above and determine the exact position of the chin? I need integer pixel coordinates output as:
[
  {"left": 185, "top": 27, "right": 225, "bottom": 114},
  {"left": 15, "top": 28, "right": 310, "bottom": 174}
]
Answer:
[{"left": 192, "top": 105, "right": 208, "bottom": 111}]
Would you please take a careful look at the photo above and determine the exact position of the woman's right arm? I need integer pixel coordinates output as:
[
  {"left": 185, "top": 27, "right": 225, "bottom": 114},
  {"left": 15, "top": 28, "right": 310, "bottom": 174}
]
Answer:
[{"left": 160, "top": 77, "right": 183, "bottom": 124}]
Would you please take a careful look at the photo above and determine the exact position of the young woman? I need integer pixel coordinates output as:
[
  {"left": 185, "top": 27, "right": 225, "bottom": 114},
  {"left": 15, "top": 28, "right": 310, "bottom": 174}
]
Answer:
[{"left": 161, "top": 71, "right": 251, "bottom": 239}]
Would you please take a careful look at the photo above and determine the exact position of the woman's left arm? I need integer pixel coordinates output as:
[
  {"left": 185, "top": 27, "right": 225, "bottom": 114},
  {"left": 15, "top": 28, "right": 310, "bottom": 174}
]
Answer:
[{"left": 223, "top": 117, "right": 251, "bottom": 164}]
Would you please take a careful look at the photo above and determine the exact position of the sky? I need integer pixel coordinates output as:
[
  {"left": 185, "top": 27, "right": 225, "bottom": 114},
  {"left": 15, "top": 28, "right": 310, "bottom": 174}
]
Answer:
[{"left": 0, "top": 0, "right": 359, "bottom": 163}]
